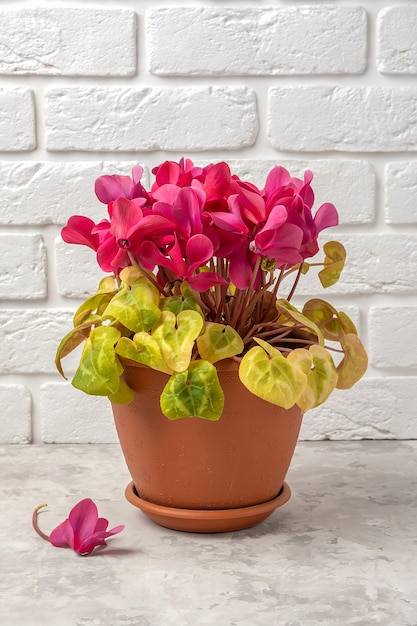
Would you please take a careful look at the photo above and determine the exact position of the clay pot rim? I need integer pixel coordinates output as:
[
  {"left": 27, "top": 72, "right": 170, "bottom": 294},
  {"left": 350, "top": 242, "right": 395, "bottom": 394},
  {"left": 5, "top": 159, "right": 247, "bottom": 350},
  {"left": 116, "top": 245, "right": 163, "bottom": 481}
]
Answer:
[{"left": 125, "top": 481, "right": 291, "bottom": 520}]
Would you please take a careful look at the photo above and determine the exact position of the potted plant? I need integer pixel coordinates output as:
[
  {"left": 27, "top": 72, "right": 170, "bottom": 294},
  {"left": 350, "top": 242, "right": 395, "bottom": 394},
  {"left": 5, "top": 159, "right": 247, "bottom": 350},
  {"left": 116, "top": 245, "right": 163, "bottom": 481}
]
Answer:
[{"left": 56, "top": 159, "right": 367, "bottom": 532}]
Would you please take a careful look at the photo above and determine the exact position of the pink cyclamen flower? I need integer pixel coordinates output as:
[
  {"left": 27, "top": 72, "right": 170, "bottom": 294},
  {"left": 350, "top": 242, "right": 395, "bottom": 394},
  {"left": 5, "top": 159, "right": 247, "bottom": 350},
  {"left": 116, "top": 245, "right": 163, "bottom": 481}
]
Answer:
[
  {"left": 32, "top": 498, "right": 124, "bottom": 556},
  {"left": 95, "top": 165, "right": 150, "bottom": 205},
  {"left": 141, "top": 234, "right": 228, "bottom": 292},
  {"left": 61, "top": 215, "right": 101, "bottom": 251}
]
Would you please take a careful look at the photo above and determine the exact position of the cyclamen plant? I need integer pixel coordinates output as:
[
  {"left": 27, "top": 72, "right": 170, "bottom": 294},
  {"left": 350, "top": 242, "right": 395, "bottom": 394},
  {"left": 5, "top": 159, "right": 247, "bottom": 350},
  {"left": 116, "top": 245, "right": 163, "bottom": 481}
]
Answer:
[{"left": 56, "top": 159, "right": 367, "bottom": 420}]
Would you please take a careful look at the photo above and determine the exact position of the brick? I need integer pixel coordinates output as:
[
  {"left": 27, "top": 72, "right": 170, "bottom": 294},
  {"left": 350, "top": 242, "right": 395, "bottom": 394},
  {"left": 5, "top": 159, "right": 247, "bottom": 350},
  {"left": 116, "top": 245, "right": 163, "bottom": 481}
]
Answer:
[
  {"left": 0, "top": 161, "right": 143, "bottom": 225},
  {"left": 369, "top": 307, "right": 417, "bottom": 369},
  {"left": 377, "top": 7, "right": 417, "bottom": 74},
  {"left": 0, "top": 310, "right": 75, "bottom": 373},
  {"left": 285, "top": 234, "right": 417, "bottom": 296},
  {"left": 0, "top": 8, "right": 136, "bottom": 76},
  {"left": 147, "top": 7, "right": 366, "bottom": 75},
  {"left": 0, "top": 234, "right": 46, "bottom": 299},
  {"left": 0, "top": 385, "right": 31, "bottom": 443},
  {"left": 212, "top": 159, "right": 375, "bottom": 225},
  {"left": 301, "top": 378, "right": 417, "bottom": 440},
  {"left": 385, "top": 161, "right": 417, "bottom": 224},
  {"left": 45, "top": 87, "right": 258, "bottom": 151},
  {"left": 268, "top": 86, "right": 417, "bottom": 152},
  {"left": 0, "top": 88, "right": 35, "bottom": 151},
  {"left": 55, "top": 237, "right": 105, "bottom": 298},
  {"left": 40, "top": 383, "right": 117, "bottom": 443}
]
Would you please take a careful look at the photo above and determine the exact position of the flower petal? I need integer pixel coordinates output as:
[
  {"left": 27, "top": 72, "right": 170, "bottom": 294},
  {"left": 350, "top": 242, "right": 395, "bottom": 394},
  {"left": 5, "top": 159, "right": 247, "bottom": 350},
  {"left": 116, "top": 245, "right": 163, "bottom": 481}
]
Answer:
[
  {"left": 174, "top": 187, "right": 205, "bottom": 235},
  {"left": 188, "top": 272, "right": 228, "bottom": 292},
  {"left": 203, "top": 162, "right": 231, "bottom": 201},
  {"left": 109, "top": 198, "right": 144, "bottom": 242},
  {"left": 68, "top": 498, "right": 99, "bottom": 550},
  {"left": 77, "top": 525, "right": 125, "bottom": 555},
  {"left": 61, "top": 216, "right": 100, "bottom": 251},
  {"left": 49, "top": 519, "right": 75, "bottom": 549},
  {"left": 186, "top": 234, "right": 213, "bottom": 274},
  {"left": 314, "top": 202, "right": 339, "bottom": 232},
  {"left": 229, "top": 244, "right": 255, "bottom": 290},
  {"left": 96, "top": 236, "right": 121, "bottom": 272},
  {"left": 263, "top": 166, "right": 292, "bottom": 198},
  {"left": 95, "top": 167, "right": 145, "bottom": 204}
]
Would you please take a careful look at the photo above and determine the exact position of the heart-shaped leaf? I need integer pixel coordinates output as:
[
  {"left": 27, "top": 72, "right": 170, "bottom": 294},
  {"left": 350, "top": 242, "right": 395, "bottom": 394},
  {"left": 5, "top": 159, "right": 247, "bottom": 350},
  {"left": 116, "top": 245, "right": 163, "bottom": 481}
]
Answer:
[
  {"left": 119, "top": 266, "right": 144, "bottom": 286},
  {"left": 103, "top": 280, "right": 161, "bottom": 333},
  {"left": 336, "top": 334, "right": 368, "bottom": 389},
  {"left": 55, "top": 315, "right": 102, "bottom": 378},
  {"left": 73, "top": 276, "right": 117, "bottom": 326},
  {"left": 318, "top": 241, "right": 346, "bottom": 288},
  {"left": 108, "top": 379, "right": 134, "bottom": 405},
  {"left": 288, "top": 345, "right": 338, "bottom": 411},
  {"left": 72, "top": 326, "right": 122, "bottom": 396},
  {"left": 197, "top": 323, "right": 244, "bottom": 363},
  {"left": 160, "top": 294, "right": 203, "bottom": 318},
  {"left": 239, "top": 340, "right": 307, "bottom": 409},
  {"left": 152, "top": 310, "right": 203, "bottom": 373},
  {"left": 115, "top": 334, "right": 173, "bottom": 374},
  {"left": 302, "top": 299, "right": 358, "bottom": 341},
  {"left": 160, "top": 361, "right": 224, "bottom": 420},
  {"left": 276, "top": 299, "right": 324, "bottom": 345}
]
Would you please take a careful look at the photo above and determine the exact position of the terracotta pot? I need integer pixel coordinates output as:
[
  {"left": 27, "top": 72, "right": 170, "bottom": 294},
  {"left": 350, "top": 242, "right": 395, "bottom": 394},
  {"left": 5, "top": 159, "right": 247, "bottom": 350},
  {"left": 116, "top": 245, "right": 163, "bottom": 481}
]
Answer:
[{"left": 112, "top": 360, "right": 303, "bottom": 532}]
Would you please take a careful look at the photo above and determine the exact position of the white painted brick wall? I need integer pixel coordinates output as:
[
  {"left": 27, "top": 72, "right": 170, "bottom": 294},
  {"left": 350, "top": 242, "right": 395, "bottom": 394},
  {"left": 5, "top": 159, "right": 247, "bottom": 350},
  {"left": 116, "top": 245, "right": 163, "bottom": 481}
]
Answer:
[
  {"left": 0, "top": 161, "right": 142, "bottom": 224},
  {"left": 147, "top": 7, "right": 367, "bottom": 75},
  {"left": 0, "top": 8, "right": 136, "bottom": 76},
  {"left": 0, "top": 234, "right": 46, "bottom": 299},
  {"left": 0, "top": 89, "right": 35, "bottom": 150},
  {"left": 369, "top": 308, "right": 417, "bottom": 369},
  {"left": 289, "top": 234, "right": 417, "bottom": 296},
  {"left": 377, "top": 7, "right": 417, "bottom": 74},
  {"left": 0, "top": 0, "right": 416, "bottom": 443},
  {"left": 0, "top": 310, "right": 73, "bottom": 373},
  {"left": 40, "top": 383, "right": 117, "bottom": 444},
  {"left": 268, "top": 86, "right": 417, "bottom": 152},
  {"left": 45, "top": 86, "right": 258, "bottom": 151},
  {"left": 385, "top": 162, "right": 417, "bottom": 224},
  {"left": 0, "top": 385, "right": 31, "bottom": 444}
]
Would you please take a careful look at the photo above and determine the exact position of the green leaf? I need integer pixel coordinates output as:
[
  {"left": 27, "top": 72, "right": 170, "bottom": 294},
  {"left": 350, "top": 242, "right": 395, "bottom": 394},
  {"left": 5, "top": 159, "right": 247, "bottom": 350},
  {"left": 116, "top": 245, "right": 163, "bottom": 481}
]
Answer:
[
  {"left": 55, "top": 315, "right": 102, "bottom": 378},
  {"left": 318, "top": 241, "right": 346, "bottom": 288},
  {"left": 302, "top": 299, "right": 358, "bottom": 342},
  {"left": 276, "top": 299, "right": 324, "bottom": 345},
  {"left": 152, "top": 310, "right": 203, "bottom": 373},
  {"left": 288, "top": 345, "right": 338, "bottom": 411},
  {"left": 160, "top": 294, "right": 203, "bottom": 318},
  {"left": 115, "top": 334, "right": 173, "bottom": 374},
  {"left": 197, "top": 323, "right": 244, "bottom": 363},
  {"left": 239, "top": 341, "right": 307, "bottom": 410},
  {"left": 73, "top": 277, "right": 117, "bottom": 326},
  {"left": 103, "top": 280, "right": 161, "bottom": 333},
  {"left": 336, "top": 334, "right": 368, "bottom": 390},
  {"left": 261, "top": 256, "right": 276, "bottom": 272},
  {"left": 108, "top": 380, "right": 134, "bottom": 405},
  {"left": 119, "top": 266, "right": 144, "bottom": 286},
  {"left": 72, "top": 326, "right": 122, "bottom": 396},
  {"left": 336, "top": 311, "right": 358, "bottom": 336},
  {"left": 160, "top": 361, "right": 224, "bottom": 420}
]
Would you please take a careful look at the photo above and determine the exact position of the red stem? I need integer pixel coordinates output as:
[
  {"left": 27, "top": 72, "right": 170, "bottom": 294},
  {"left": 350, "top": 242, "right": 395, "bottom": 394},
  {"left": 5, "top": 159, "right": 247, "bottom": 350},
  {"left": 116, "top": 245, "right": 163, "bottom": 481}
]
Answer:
[{"left": 32, "top": 504, "right": 50, "bottom": 542}]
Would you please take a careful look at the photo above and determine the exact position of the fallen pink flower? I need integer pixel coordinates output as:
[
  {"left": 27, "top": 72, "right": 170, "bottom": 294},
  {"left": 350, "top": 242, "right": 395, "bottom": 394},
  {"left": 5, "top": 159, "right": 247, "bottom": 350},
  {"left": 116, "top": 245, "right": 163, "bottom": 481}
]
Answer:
[{"left": 32, "top": 498, "right": 124, "bottom": 556}]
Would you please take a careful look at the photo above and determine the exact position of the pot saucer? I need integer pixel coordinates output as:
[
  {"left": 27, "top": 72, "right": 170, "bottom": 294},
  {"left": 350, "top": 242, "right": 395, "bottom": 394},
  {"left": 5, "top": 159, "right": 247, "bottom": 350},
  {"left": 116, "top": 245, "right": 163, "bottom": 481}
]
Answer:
[{"left": 125, "top": 481, "right": 291, "bottom": 533}]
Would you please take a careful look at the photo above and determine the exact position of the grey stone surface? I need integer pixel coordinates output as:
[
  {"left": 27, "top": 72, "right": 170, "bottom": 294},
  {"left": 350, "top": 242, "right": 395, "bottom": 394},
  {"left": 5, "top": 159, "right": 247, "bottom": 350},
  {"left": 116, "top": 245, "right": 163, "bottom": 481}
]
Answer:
[{"left": 1, "top": 442, "right": 416, "bottom": 625}]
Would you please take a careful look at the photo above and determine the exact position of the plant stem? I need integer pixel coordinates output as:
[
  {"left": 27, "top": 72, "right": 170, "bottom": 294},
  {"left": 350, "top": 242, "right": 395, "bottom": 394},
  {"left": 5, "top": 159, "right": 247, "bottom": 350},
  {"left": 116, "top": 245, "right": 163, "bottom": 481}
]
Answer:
[
  {"left": 230, "top": 288, "right": 246, "bottom": 328},
  {"left": 192, "top": 291, "right": 212, "bottom": 314},
  {"left": 32, "top": 504, "right": 50, "bottom": 542},
  {"left": 286, "top": 264, "right": 303, "bottom": 301}
]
